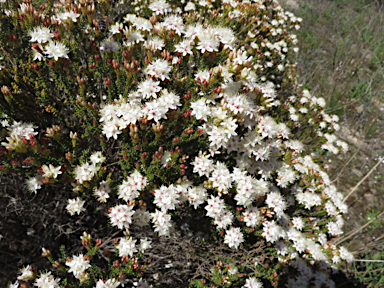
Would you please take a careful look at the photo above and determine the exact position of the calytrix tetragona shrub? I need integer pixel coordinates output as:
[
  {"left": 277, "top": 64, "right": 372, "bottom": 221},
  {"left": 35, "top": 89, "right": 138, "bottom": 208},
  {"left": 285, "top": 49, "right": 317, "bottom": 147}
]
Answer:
[{"left": 0, "top": 0, "right": 352, "bottom": 287}]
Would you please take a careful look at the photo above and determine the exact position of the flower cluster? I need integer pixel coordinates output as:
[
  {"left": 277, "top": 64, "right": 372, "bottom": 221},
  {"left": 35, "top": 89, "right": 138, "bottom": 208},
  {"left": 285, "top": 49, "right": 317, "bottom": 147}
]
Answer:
[{"left": 1, "top": 0, "right": 353, "bottom": 287}]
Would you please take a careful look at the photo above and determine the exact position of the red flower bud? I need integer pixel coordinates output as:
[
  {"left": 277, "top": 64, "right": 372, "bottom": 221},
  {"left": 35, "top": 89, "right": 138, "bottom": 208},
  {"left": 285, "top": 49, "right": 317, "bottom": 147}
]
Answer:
[{"left": 53, "top": 31, "right": 60, "bottom": 40}]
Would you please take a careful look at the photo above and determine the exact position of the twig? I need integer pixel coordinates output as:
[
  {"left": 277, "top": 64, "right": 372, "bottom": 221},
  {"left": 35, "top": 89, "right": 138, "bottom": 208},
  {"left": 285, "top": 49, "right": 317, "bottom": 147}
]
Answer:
[
  {"left": 343, "top": 156, "right": 384, "bottom": 203},
  {"left": 352, "top": 233, "right": 384, "bottom": 255},
  {"left": 98, "top": 229, "right": 122, "bottom": 249},
  {"left": 332, "top": 148, "right": 360, "bottom": 183},
  {"left": 353, "top": 259, "right": 384, "bottom": 263},
  {"left": 333, "top": 210, "right": 384, "bottom": 246}
]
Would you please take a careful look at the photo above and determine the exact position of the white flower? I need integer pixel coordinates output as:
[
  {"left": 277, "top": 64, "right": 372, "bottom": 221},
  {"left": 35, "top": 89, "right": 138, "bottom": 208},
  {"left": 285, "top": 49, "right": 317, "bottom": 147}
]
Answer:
[
  {"left": 124, "top": 31, "right": 145, "bottom": 47},
  {"left": 196, "top": 30, "right": 219, "bottom": 53},
  {"left": 66, "top": 197, "right": 85, "bottom": 216},
  {"left": 32, "top": 47, "right": 45, "bottom": 61},
  {"left": 275, "top": 241, "right": 289, "bottom": 256},
  {"left": 133, "top": 279, "right": 150, "bottom": 288},
  {"left": 34, "top": 272, "right": 60, "bottom": 288},
  {"left": 153, "top": 184, "right": 180, "bottom": 211},
  {"left": 117, "top": 237, "right": 138, "bottom": 257},
  {"left": 295, "top": 191, "right": 322, "bottom": 210},
  {"left": 7, "top": 121, "right": 38, "bottom": 140},
  {"left": 102, "top": 122, "right": 121, "bottom": 140},
  {"left": 265, "top": 192, "right": 287, "bottom": 216},
  {"left": 17, "top": 265, "right": 34, "bottom": 281},
  {"left": 93, "top": 181, "right": 110, "bottom": 203},
  {"left": 100, "top": 40, "right": 119, "bottom": 52},
  {"left": 151, "top": 209, "right": 173, "bottom": 236},
  {"left": 29, "top": 27, "right": 53, "bottom": 43},
  {"left": 26, "top": 175, "right": 44, "bottom": 193},
  {"left": 163, "top": 15, "right": 185, "bottom": 35},
  {"left": 190, "top": 98, "right": 211, "bottom": 121},
  {"left": 90, "top": 151, "right": 106, "bottom": 164},
  {"left": 41, "top": 164, "right": 62, "bottom": 179},
  {"left": 145, "top": 37, "right": 165, "bottom": 51},
  {"left": 54, "top": 11, "right": 80, "bottom": 23},
  {"left": 137, "top": 78, "right": 161, "bottom": 99},
  {"left": 139, "top": 238, "right": 152, "bottom": 253},
  {"left": 292, "top": 217, "right": 304, "bottom": 231},
  {"left": 66, "top": 254, "right": 91, "bottom": 278},
  {"left": 186, "top": 185, "right": 208, "bottom": 209},
  {"left": 326, "top": 221, "right": 343, "bottom": 236},
  {"left": 184, "top": 2, "right": 196, "bottom": 11},
  {"left": 224, "top": 227, "right": 244, "bottom": 249},
  {"left": 109, "top": 204, "right": 135, "bottom": 230},
  {"left": 132, "top": 17, "right": 152, "bottom": 31},
  {"left": 8, "top": 281, "right": 19, "bottom": 288},
  {"left": 175, "top": 39, "right": 194, "bottom": 56},
  {"left": 262, "top": 220, "right": 282, "bottom": 243},
  {"left": 195, "top": 70, "right": 210, "bottom": 83},
  {"left": 109, "top": 22, "right": 123, "bottom": 34},
  {"left": 74, "top": 162, "right": 99, "bottom": 183},
  {"left": 145, "top": 59, "right": 172, "bottom": 81},
  {"left": 44, "top": 42, "right": 69, "bottom": 61},
  {"left": 95, "top": 278, "right": 120, "bottom": 288},
  {"left": 209, "top": 162, "right": 232, "bottom": 193},
  {"left": 205, "top": 195, "right": 226, "bottom": 219},
  {"left": 242, "top": 207, "right": 262, "bottom": 228},
  {"left": 149, "top": 0, "right": 170, "bottom": 15},
  {"left": 242, "top": 277, "right": 263, "bottom": 288},
  {"left": 133, "top": 208, "right": 151, "bottom": 227}
]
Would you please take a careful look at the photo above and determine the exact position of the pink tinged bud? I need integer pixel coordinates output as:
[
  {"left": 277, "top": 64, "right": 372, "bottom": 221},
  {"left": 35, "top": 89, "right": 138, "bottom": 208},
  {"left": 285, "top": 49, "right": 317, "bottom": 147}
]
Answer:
[
  {"left": 90, "top": 63, "right": 96, "bottom": 69},
  {"left": 49, "top": 61, "right": 55, "bottom": 67},
  {"left": 31, "top": 63, "right": 38, "bottom": 70},
  {"left": 53, "top": 31, "right": 60, "bottom": 40}
]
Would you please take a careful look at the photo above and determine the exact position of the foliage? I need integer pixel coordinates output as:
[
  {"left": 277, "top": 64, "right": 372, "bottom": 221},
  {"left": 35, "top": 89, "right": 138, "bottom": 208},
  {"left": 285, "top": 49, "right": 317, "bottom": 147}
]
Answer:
[{"left": 0, "top": 0, "right": 355, "bottom": 287}]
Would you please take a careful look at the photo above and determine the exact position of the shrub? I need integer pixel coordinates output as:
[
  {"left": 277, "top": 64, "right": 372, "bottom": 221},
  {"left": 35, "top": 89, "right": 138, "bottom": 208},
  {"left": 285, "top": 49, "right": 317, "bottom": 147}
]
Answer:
[{"left": 0, "top": 0, "right": 352, "bottom": 287}]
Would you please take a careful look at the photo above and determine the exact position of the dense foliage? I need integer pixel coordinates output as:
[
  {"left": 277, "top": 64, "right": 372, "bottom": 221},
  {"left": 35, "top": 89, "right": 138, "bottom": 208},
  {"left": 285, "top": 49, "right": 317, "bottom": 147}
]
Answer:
[{"left": 0, "top": 0, "right": 352, "bottom": 287}]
